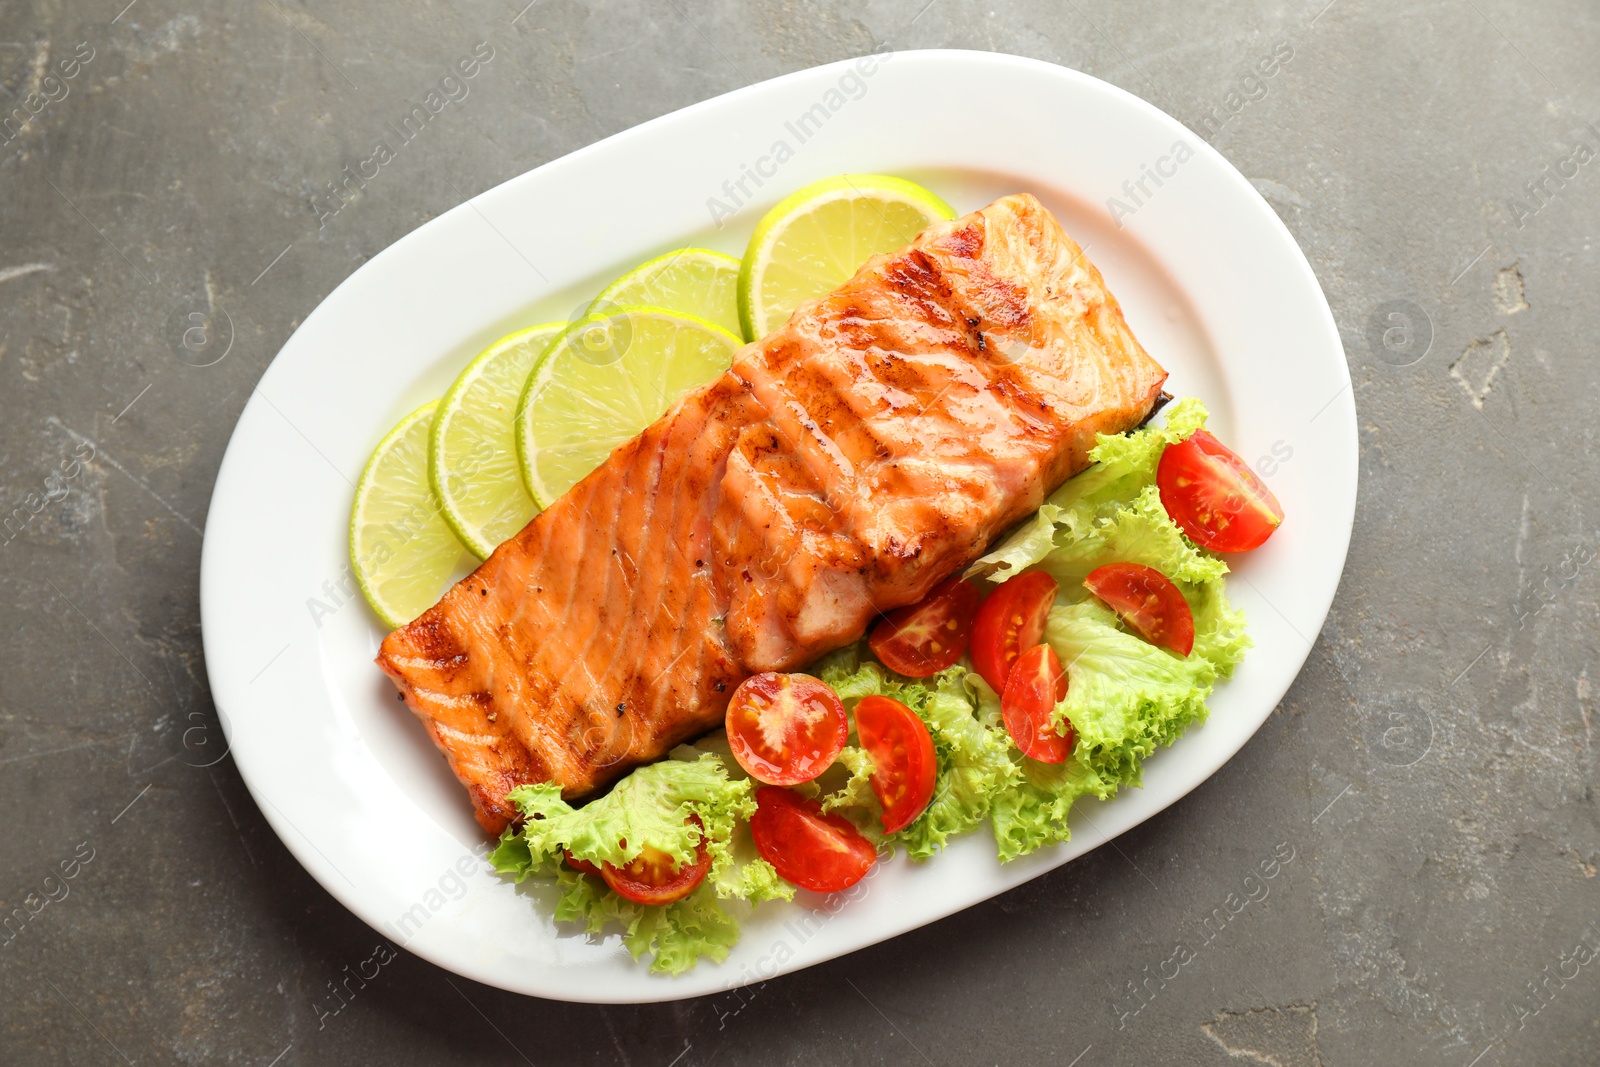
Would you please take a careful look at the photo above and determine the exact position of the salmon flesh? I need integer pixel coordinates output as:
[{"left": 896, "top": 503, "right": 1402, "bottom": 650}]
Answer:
[{"left": 376, "top": 193, "right": 1168, "bottom": 833}]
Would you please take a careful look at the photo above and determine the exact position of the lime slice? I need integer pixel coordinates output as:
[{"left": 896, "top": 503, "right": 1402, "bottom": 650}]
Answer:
[
  {"left": 515, "top": 306, "right": 742, "bottom": 507},
  {"left": 590, "top": 248, "right": 743, "bottom": 339},
  {"left": 738, "top": 174, "right": 956, "bottom": 340},
  {"left": 430, "top": 322, "right": 564, "bottom": 558},
  {"left": 350, "top": 402, "right": 473, "bottom": 629}
]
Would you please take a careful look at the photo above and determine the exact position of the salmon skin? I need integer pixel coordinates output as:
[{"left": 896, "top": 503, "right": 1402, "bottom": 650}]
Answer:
[{"left": 377, "top": 194, "right": 1168, "bottom": 834}]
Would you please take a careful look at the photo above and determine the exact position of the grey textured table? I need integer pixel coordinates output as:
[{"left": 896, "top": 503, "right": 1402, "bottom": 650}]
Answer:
[{"left": 3, "top": 2, "right": 1597, "bottom": 1064}]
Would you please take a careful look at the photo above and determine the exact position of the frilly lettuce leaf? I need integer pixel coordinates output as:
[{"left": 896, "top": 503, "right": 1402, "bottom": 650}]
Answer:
[
  {"left": 816, "top": 744, "right": 878, "bottom": 828},
  {"left": 487, "top": 828, "right": 539, "bottom": 879},
  {"left": 505, "top": 753, "right": 749, "bottom": 873},
  {"left": 1047, "top": 600, "right": 1221, "bottom": 786},
  {"left": 958, "top": 669, "right": 1118, "bottom": 861},
  {"left": 1187, "top": 571, "right": 1253, "bottom": 672},
  {"left": 1026, "top": 485, "right": 1228, "bottom": 591},
  {"left": 974, "top": 397, "right": 1206, "bottom": 575},
  {"left": 551, "top": 867, "right": 742, "bottom": 975},
  {"left": 966, "top": 502, "right": 1067, "bottom": 583},
  {"left": 708, "top": 816, "right": 794, "bottom": 904},
  {"left": 815, "top": 657, "right": 1021, "bottom": 859},
  {"left": 490, "top": 752, "right": 790, "bottom": 974},
  {"left": 900, "top": 671, "right": 1022, "bottom": 857},
  {"left": 990, "top": 752, "right": 1120, "bottom": 862}
]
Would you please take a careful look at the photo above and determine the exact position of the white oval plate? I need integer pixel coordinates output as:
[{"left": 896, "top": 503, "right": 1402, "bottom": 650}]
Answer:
[{"left": 201, "top": 49, "right": 1355, "bottom": 1003}]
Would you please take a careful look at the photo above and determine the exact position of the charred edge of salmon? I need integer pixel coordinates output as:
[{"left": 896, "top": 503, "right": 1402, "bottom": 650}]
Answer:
[{"left": 1137, "top": 391, "right": 1174, "bottom": 428}]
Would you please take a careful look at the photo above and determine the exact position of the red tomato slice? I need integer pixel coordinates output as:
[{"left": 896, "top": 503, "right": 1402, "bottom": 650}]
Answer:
[
  {"left": 725, "top": 672, "right": 849, "bottom": 785},
  {"left": 564, "top": 850, "right": 602, "bottom": 877},
  {"left": 854, "top": 695, "right": 938, "bottom": 834},
  {"left": 971, "top": 571, "right": 1059, "bottom": 694},
  {"left": 1157, "top": 429, "right": 1284, "bottom": 553},
  {"left": 598, "top": 817, "right": 711, "bottom": 906},
  {"left": 1001, "top": 643, "right": 1073, "bottom": 764},
  {"left": 867, "top": 576, "right": 981, "bottom": 677},
  {"left": 749, "top": 786, "right": 877, "bottom": 893},
  {"left": 1084, "top": 563, "right": 1196, "bottom": 657}
]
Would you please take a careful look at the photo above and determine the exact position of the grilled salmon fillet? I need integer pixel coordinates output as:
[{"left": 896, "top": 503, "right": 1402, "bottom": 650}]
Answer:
[{"left": 377, "top": 193, "right": 1167, "bottom": 833}]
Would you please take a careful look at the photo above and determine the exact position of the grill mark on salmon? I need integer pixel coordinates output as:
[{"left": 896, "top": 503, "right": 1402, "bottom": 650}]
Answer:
[{"left": 377, "top": 194, "right": 1168, "bottom": 833}]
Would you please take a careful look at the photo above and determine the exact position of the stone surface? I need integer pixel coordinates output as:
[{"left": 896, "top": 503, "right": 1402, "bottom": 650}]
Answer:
[{"left": 2, "top": 1, "right": 1597, "bottom": 1064}]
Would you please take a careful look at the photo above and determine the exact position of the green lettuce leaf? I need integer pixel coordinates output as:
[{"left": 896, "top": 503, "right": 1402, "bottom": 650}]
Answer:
[
  {"left": 816, "top": 744, "right": 878, "bottom": 831},
  {"left": 966, "top": 502, "right": 1066, "bottom": 583},
  {"left": 974, "top": 397, "right": 1211, "bottom": 583},
  {"left": 990, "top": 752, "right": 1120, "bottom": 862},
  {"left": 1048, "top": 600, "right": 1222, "bottom": 785},
  {"left": 816, "top": 657, "right": 1021, "bottom": 859},
  {"left": 708, "top": 818, "right": 794, "bottom": 904},
  {"left": 509, "top": 752, "right": 753, "bottom": 872},
  {"left": 1187, "top": 570, "right": 1253, "bottom": 673},
  {"left": 958, "top": 667, "right": 1121, "bottom": 861},
  {"left": 1024, "top": 485, "right": 1228, "bottom": 592},
  {"left": 488, "top": 830, "right": 540, "bottom": 880},
  {"left": 551, "top": 867, "right": 742, "bottom": 975},
  {"left": 493, "top": 752, "right": 790, "bottom": 974},
  {"left": 1048, "top": 396, "right": 1210, "bottom": 530},
  {"left": 899, "top": 671, "right": 1022, "bottom": 857}
]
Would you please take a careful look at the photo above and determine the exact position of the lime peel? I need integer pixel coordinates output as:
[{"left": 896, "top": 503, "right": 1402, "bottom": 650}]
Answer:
[
  {"left": 738, "top": 174, "right": 956, "bottom": 341},
  {"left": 351, "top": 401, "right": 474, "bottom": 629},
  {"left": 515, "top": 306, "right": 743, "bottom": 508},
  {"left": 430, "top": 322, "right": 564, "bottom": 559},
  {"left": 590, "top": 248, "right": 743, "bottom": 340}
]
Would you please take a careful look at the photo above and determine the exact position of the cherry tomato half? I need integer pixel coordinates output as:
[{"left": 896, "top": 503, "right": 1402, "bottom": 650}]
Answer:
[
  {"left": 1001, "top": 643, "right": 1073, "bottom": 764},
  {"left": 868, "top": 576, "right": 981, "bottom": 677},
  {"left": 1084, "top": 563, "right": 1196, "bottom": 657},
  {"left": 598, "top": 817, "right": 712, "bottom": 906},
  {"left": 1157, "top": 429, "right": 1284, "bottom": 553},
  {"left": 749, "top": 786, "right": 877, "bottom": 893},
  {"left": 854, "top": 695, "right": 938, "bottom": 834},
  {"left": 971, "top": 571, "right": 1059, "bottom": 694},
  {"left": 725, "top": 672, "right": 849, "bottom": 785}
]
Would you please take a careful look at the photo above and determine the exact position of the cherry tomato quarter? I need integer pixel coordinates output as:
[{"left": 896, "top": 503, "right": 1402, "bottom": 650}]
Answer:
[
  {"left": 1001, "top": 643, "right": 1073, "bottom": 764},
  {"left": 971, "top": 571, "right": 1059, "bottom": 694},
  {"left": 868, "top": 576, "right": 981, "bottom": 677},
  {"left": 1084, "top": 563, "right": 1196, "bottom": 656},
  {"left": 1157, "top": 429, "right": 1284, "bottom": 553},
  {"left": 749, "top": 786, "right": 877, "bottom": 893},
  {"left": 564, "top": 850, "right": 602, "bottom": 877},
  {"left": 597, "top": 817, "right": 712, "bottom": 906},
  {"left": 853, "top": 695, "right": 938, "bottom": 834}
]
